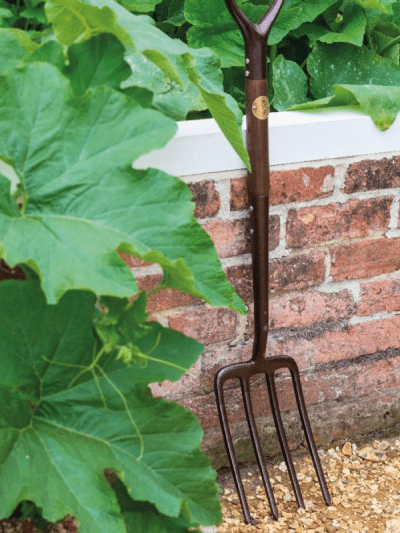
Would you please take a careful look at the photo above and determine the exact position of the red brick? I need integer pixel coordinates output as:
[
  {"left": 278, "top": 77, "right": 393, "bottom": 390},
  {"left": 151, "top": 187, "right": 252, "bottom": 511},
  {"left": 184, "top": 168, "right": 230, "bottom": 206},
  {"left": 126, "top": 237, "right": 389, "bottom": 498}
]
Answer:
[
  {"left": 188, "top": 180, "right": 220, "bottom": 219},
  {"left": 270, "top": 166, "right": 335, "bottom": 205},
  {"left": 179, "top": 387, "right": 254, "bottom": 431},
  {"left": 203, "top": 219, "right": 251, "bottom": 258},
  {"left": 287, "top": 197, "right": 392, "bottom": 248},
  {"left": 168, "top": 307, "right": 238, "bottom": 345},
  {"left": 230, "top": 176, "right": 249, "bottom": 211},
  {"left": 202, "top": 344, "right": 253, "bottom": 389},
  {"left": 225, "top": 264, "right": 253, "bottom": 302},
  {"left": 269, "top": 290, "right": 354, "bottom": 329},
  {"left": 313, "top": 316, "right": 400, "bottom": 364},
  {"left": 203, "top": 215, "right": 279, "bottom": 259},
  {"left": 357, "top": 278, "right": 400, "bottom": 316},
  {"left": 330, "top": 238, "right": 400, "bottom": 281},
  {"left": 270, "top": 251, "right": 326, "bottom": 292},
  {"left": 302, "top": 369, "right": 351, "bottom": 405},
  {"left": 344, "top": 156, "right": 400, "bottom": 193},
  {"left": 267, "top": 337, "right": 312, "bottom": 371},
  {"left": 136, "top": 273, "right": 200, "bottom": 311},
  {"left": 354, "top": 357, "right": 400, "bottom": 394},
  {"left": 230, "top": 166, "right": 334, "bottom": 209}
]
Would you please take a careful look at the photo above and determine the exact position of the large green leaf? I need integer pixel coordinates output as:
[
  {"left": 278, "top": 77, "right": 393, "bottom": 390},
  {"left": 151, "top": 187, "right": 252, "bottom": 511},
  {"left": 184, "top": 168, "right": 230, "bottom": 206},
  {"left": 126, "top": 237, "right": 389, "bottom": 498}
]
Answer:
[
  {"left": 0, "top": 280, "right": 220, "bottom": 531},
  {"left": 0, "top": 28, "right": 38, "bottom": 74},
  {"left": 45, "top": 0, "right": 250, "bottom": 169},
  {"left": 291, "top": 83, "right": 400, "bottom": 130},
  {"left": 284, "top": 0, "right": 339, "bottom": 30},
  {"left": 118, "top": 0, "right": 160, "bottom": 13},
  {"left": 0, "top": 62, "right": 245, "bottom": 312},
  {"left": 308, "top": 41, "right": 400, "bottom": 99},
  {"left": 295, "top": 2, "right": 367, "bottom": 46},
  {"left": 66, "top": 33, "right": 131, "bottom": 96},
  {"left": 271, "top": 54, "right": 310, "bottom": 110}
]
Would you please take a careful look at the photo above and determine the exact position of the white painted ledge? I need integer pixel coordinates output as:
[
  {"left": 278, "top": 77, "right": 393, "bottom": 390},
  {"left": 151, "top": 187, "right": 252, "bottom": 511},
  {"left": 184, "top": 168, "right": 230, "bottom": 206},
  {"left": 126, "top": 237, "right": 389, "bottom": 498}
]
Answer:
[{"left": 136, "top": 107, "right": 400, "bottom": 176}]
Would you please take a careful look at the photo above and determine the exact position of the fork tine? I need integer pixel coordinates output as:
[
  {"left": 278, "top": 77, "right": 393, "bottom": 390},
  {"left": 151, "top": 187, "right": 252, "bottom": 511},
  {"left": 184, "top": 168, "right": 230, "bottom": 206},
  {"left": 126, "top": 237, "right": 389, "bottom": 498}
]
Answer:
[
  {"left": 289, "top": 368, "right": 332, "bottom": 506},
  {"left": 240, "top": 377, "right": 279, "bottom": 520},
  {"left": 214, "top": 375, "right": 256, "bottom": 525},
  {"left": 265, "top": 372, "right": 305, "bottom": 508}
]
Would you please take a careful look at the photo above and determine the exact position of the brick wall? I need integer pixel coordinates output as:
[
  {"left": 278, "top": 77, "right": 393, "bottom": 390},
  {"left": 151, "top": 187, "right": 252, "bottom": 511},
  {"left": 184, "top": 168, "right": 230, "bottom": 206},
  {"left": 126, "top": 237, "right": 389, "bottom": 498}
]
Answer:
[{"left": 131, "top": 153, "right": 400, "bottom": 468}]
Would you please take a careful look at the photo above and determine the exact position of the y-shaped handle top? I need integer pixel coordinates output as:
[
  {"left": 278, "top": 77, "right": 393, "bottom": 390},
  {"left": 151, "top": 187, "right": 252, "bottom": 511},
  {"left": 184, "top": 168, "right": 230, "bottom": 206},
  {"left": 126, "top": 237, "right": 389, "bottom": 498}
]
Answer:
[{"left": 224, "top": 0, "right": 284, "bottom": 79}]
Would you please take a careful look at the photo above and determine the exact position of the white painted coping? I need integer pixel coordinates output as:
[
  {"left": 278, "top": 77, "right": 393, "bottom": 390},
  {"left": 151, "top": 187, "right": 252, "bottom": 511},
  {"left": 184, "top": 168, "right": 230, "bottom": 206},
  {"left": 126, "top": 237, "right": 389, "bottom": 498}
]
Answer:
[{"left": 135, "top": 107, "right": 400, "bottom": 176}]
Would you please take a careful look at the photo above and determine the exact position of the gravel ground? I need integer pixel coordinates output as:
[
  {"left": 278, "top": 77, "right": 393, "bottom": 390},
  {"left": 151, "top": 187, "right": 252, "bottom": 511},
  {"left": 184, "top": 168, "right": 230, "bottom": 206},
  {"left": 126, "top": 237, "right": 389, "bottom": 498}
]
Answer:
[
  {"left": 2, "top": 436, "right": 400, "bottom": 533},
  {"left": 216, "top": 436, "right": 400, "bottom": 533}
]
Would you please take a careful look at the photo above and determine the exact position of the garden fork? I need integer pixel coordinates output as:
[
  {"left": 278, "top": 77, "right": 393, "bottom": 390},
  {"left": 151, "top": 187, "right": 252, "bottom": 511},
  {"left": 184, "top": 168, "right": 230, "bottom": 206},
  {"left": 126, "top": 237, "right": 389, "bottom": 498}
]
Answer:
[{"left": 214, "top": 0, "right": 331, "bottom": 524}]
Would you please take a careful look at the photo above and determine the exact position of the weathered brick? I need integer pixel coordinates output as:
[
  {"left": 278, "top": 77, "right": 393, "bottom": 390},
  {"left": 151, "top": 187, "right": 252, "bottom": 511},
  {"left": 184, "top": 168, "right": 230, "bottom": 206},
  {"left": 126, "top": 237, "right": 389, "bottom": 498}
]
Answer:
[
  {"left": 225, "top": 264, "right": 253, "bottom": 302},
  {"left": 231, "top": 168, "right": 336, "bottom": 211},
  {"left": 357, "top": 278, "right": 400, "bottom": 316},
  {"left": 267, "top": 337, "right": 312, "bottom": 371},
  {"left": 202, "top": 344, "right": 253, "bottom": 390},
  {"left": 230, "top": 176, "right": 249, "bottom": 211},
  {"left": 203, "top": 218, "right": 251, "bottom": 258},
  {"left": 269, "top": 290, "right": 355, "bottom": 329},
  {"left": 270, "top": 251, "right": 326, "bottom": 292},
  {"left": 270, "top": 166, "right": 335, "bottom": 205},
  {"left": 313, "top": 316, "right": 400, "bottom": 364},
  {"left": 345, "top": 156, "right": 400, "bottom": 193},
  {"left": 354, "top": 357, "right": 400, "bottom": 394},
  {"left": 267, "top": 215, "right": 280, "bottom": 251},
  {"left": 169, "top": 307, "right": 238, "bottom": 345},
  {"left": 204, "top": 215, "right": 279, "bottom": 260},
  {"left": 230, "top": 166, "right": 334, "bottom": 210},
  {"left": 302, "top": 368, "right": 352, "bottom": 405},
  {"left": 331, "top": 238, "right": 400, "bottom": 281},
  {"left": 188, "top": 179, "right": 221, "bottom": 219},
  {"left": 287, "top": 197, "right": 392, "bottom": 248}
]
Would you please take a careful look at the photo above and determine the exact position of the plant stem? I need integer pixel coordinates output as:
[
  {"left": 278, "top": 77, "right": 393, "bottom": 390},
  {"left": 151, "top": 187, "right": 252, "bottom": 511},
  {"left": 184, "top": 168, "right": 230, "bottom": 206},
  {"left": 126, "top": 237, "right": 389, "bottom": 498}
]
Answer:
[{"left": 379, "top": 35, "right": 400, "bottom": 56}]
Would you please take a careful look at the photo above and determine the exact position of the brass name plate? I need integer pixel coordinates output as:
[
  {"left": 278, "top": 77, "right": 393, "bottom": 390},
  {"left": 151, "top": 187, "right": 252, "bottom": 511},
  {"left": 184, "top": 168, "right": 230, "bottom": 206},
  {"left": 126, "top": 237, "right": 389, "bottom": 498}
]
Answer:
[{"left": 252, "top": 96, "right": 269, "bottom": 120}]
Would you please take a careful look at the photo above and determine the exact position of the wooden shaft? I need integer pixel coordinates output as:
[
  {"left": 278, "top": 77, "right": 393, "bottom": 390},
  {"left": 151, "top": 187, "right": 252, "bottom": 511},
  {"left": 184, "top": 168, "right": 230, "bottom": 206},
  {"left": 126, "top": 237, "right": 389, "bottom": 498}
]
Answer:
[{"left": 245, "top": 79, "right": 270, "bottom": 196}]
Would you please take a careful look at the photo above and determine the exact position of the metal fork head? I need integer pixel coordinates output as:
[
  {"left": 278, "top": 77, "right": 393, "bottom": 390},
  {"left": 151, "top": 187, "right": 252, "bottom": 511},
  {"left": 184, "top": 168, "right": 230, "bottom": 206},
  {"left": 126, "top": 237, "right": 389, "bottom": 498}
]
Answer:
[{"left": 214, "top": 355, "right": 331, "bottom": 524}]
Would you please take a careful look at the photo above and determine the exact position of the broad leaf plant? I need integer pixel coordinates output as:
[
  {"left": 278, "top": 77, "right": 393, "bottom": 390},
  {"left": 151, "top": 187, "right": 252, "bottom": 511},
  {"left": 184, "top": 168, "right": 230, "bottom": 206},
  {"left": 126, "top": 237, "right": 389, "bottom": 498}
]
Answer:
[{"left": 0, "top": 0, "right": 249, "bottom": 531}]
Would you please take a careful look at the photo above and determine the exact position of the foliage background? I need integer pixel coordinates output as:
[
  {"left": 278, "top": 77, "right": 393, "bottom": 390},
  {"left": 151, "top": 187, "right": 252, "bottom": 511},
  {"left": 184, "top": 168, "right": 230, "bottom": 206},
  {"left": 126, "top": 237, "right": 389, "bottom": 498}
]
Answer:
[{"left": 1, "top": 1, "right": 400, "bottom": 532}]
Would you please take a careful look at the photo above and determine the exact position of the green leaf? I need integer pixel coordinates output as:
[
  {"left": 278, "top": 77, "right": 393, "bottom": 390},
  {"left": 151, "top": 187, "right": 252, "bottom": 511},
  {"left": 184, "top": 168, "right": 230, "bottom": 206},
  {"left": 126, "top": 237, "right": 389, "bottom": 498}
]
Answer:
[
  {"left": 66, "top": 34, "right": 131, "bottom": 96},
  {"left": 287, "top": 0, "right": 339, "bottom": 30},
  {"left": 0, "top": 7, "right": 13, "bottom": 25},
  {"left": 308, "top": 41, "right": 400, "bottom": 99},
  {"left": 0, "top": 62, "right": 245, "bottom": 312},
  {"left": 45, "top": 0, "right": 250, "bottom": 169},
  {"left": 94, "top": 292, "right": 205, "bottom": 384},
  {"left": 320, "top": 2, "right": 367, "bottom": 46},
  {"left": 0, "top": 175, "right": 20, "bottom": 218},
  {"left": 27, "top": 40, "right": 66, "bottom": 71},
  {"left": 123, "top": 502, "right": 200, "bottom": 533},
  {"left": 0, "top": 280, "right": 221, "bottom": 530},
  {"left": 374, "top": 28, "right": 400, "bottom": 63},
  {"left": 295, "top": 3, "right": 367, "bottom": 47},
  {"left": 271, "top": 55, "right": 310, "bottom": 111},
  {"left": 20, "top": 5, "right": 47, "bottom": 24},
  {"left": 291, "top": 83, "right": 400, "bottom": 130},
  {"left": 119, "top": 0, "right": 160, "bottom": 13},
  {"left": 0, "top": 28, "right": 38, "bottom": 74}
]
